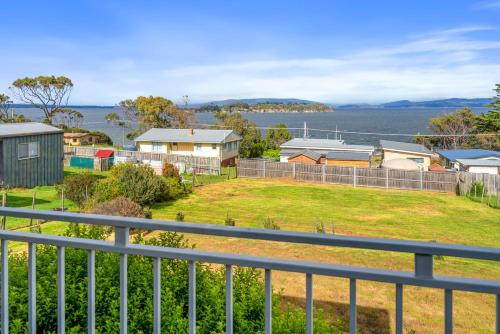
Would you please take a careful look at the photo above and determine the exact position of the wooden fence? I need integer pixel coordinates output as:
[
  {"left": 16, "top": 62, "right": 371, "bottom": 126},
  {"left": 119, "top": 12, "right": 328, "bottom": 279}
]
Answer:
[
  {"left": 237, "top": 159, "right": 500, "bottom": 195},
  {"left": 64, "top": 146, "right": 221, "bottom": 175}
]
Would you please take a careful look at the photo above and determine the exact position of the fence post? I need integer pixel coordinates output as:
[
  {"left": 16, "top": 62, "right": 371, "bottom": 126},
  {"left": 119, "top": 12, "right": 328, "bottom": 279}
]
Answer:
[
  {"left": 420, "top": 170, "right": 423, "bottom": 190},
  {"left": 353, "top": 167, "right": 357, "bottom": 187},
  {"left": 263, "top": 160, "right": 267, "bottom": 178},
  {"left": 292, "top": 162, "right": 296, "bottom": 179},
  {"left": 385, "top": 168, "right": 389, "bottom": 188},
  {"left": 1, "top": 192, "right": 6, "bottom": 230},
  {"left": 322, "top": 164, "right": 326, "bottom": 183}
]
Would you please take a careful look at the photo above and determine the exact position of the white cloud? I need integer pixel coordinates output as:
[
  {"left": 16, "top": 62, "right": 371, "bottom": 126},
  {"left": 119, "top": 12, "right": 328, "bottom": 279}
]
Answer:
[{"left": 2, "top": 26, "right": 499, "bottom": 104}]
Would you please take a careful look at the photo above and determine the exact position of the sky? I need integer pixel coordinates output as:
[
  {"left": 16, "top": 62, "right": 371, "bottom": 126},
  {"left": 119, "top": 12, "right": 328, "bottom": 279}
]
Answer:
[{"left": 1, "top": 0, "right": 500, "bottom": 105}]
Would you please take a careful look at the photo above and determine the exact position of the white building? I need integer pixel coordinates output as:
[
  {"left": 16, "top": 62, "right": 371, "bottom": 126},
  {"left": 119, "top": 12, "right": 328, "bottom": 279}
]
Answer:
[
  {"left": 134, "top": 128, "right": 242, "bottom": 165},
  {"left": 456, "top": 159, "right": 500, "bottom": 175}
]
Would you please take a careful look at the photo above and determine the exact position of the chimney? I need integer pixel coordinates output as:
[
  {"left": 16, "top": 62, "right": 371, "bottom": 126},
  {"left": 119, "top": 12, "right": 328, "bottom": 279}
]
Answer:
[{"left": 188, "top": 129, "right": 194, "bottom": 136}]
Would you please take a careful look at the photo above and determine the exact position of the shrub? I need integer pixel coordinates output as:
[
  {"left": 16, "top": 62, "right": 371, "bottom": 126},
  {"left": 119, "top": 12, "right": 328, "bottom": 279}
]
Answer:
[
  {"left": 262, "top": 149, "right": 280, "bottom": 161},
  {"left": 91, "top": 197, "right": 145, "bottom": 218},
  {"left": 162, "top": 162, "right": 180, "bottom": 179},
  {"left": 175, "top": 211, "right": 185, "bottom": 221},
  {"left": 58, "top": 172, "right": 96, "bottom": 208},
  {"left": 468, "top": 181, "right": 487, "bottom": 198},
  {"left": 91, "top": 163, "right": 169, "bottom": 208},
  {"left": 164, "top": 176, "right": 190, "bottom": 200},
  {"left": 225, "top": 212, "right": 236, "bottom": 226},
  {"left": 315, "top": 221, "right": 326, "bottom": 234},
  {"left": 262, "top": 217, "right": 280, "bottom": 230}
]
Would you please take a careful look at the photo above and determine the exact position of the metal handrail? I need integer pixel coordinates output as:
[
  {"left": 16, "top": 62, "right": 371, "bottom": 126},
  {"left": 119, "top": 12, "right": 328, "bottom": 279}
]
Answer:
[{"left": 0, "top": 208, "right": 498, "bottom": 334}]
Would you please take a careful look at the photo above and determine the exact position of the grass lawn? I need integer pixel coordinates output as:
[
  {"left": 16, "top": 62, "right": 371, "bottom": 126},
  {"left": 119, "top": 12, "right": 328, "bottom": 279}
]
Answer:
[{"left": 150, "top": 178, "right": 500, "bottom": 334}]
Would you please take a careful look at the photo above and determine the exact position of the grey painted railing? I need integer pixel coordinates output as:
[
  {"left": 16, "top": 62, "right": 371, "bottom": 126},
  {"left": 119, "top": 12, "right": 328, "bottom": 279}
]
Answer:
[{"left": 0, "top": 207, "right": 499, "bottom": 334}]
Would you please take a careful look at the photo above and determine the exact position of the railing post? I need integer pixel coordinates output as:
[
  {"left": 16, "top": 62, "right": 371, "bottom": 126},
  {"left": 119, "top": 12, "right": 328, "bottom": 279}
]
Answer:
[
  {"left": 28, "top": 243, "right": 36, "bottom": 334},
  {"left": 88, "top": 250, "right": 95, "bottom": 334},
  {"left": 226, "top": 265, "right": 233, "bottom": 334},
  {"left": 115, "top": 227, "right": 129, "bottom": 334},
  {"left": 153, "top": 258, "right": 161, "bottom": 334},
  {"left": 306, "top": 273, "right": 313, "bottom": 334},
  {"left": 445, "top": 289, "right": 453, "bottom": 334},
  {"left": 57, "top": 246, "right": 65, "bottom": 334},
  {"left": 265, "top": 269, "right": 272, "bottom": 334},
  {"left": 349, "top": 278, "right": 357, "bottom": 334},
  {"left": 189, "top": 261, "right": 196, "bottom": 334},
  {"left": 1, "top": 240, "right": 8, "bottom": 334},
  {"left": 395, "top": 284, "right": 403, "bottom": 334},
  {"left": 414, "top": 254, "right": 433, "bottom": 278}
]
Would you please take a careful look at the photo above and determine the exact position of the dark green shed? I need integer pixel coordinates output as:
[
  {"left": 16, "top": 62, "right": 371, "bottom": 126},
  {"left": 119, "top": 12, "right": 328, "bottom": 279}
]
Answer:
[{"left": 0, "top": 122, "right": 64, "bottom": 188}]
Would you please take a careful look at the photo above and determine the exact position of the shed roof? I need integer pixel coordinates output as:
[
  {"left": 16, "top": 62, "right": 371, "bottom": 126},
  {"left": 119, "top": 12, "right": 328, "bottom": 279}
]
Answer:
[
  {"left": 289, "top": 149, "right": 322, "bottom": 161},
  {"left": 438, "top": 149, "right": 500, "bottom": 161},
  {"left": 95, "top": 149, "right": 114, "bottom": 158},
  {"left": 380, "top": 140, "right": 432, "bottom": 156},
  {"left": 281, "top": 138, "right": 374, "bottom": 152},
  {"left": 456, "top": 159, "right": 500, "bottom": 167},
  {"left": 326, "top": 152, "right": 371, "bottom": 161},
  {"left": 0, "top": 122, "right": 62, "bottom": 138},
  {"left": 134, "top": 128, "right": 242, "bottom": 144},
  {"left": 64, "top": 132, "right": 92, "bottom": 139}
]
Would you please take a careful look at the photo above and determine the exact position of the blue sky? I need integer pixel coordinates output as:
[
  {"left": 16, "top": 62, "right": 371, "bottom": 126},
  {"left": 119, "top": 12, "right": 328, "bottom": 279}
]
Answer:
[{"left": 1, "top": 0, "right": 500, "bottom": 104}]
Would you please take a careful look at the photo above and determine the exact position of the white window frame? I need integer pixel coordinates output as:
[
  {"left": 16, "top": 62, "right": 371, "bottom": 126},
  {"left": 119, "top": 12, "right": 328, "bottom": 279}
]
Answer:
[
  {"left": 151, "top": 142, "right": 163, "bottom": 152},
  {"left": 18, "top": 142, "right": 39, "bottom": 160},
  {"left": 195, "top": 143, "right": 202, "bottom": 151}
]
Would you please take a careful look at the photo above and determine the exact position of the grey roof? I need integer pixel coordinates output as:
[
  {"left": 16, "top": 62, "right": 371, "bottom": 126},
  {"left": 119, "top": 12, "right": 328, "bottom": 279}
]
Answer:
[
  {"left": 456, "top": 159, "right": 500, "bottom": 167},
  {"left": 134, "top": 128, "right": 242, "bottom": 144},
  {"left": 0, "top": 122, "right": 62, "bottom": 138},
  {"left": 380, "top": 140, "right": 432, "bottom": 156},
  {"left": 289, "top": 149, "right": 322, "bottom": 161},
  {"left": 281, "top": 138, "right": 374, "bottom": 152},
  {"left": 326, "top": 151, "right": 371, "bottom": 161}
]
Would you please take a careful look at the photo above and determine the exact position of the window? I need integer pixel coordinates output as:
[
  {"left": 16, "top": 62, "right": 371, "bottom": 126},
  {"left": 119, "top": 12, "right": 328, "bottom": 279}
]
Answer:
[
  {"left": 18, "top": 142, "right": 39, "bottom": 160},
  {"left": 212, "top": 144, "right": 217, "bottom": 150},
  {"left": 152, "top": 142, "right": 162, "bottom": 152},
  {"left": 172, "top": 142, "right": 178, "bottom": 150},
  {"left": 408, "top": 157, "right": 424, "bottom": 164},
  {"left": 195, "top": 144, "right": 202, "bottom": 151}
]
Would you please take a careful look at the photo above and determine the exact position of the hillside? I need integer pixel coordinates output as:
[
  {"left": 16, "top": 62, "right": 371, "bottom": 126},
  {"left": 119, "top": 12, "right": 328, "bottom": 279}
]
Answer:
[
  {"left": 197, "top": 100, "right": 332, "bottom": 113},
  {"left": 338, "top": 98, "right": 490, "bottom": 109}
]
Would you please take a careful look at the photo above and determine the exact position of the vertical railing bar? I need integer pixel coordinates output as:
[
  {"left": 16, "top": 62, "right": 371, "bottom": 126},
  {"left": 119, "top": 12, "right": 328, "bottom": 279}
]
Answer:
[
  {"left": 265, "top": 269, "right": 272, "bottom": 334},
  {"left": 496, "top": 294, "right": 499, "bottom": 334},
  {"left": 225, "top": 264, "right": 233, "bottom": 334},
  {"left": 28, "top": 242, "right": 36, "bottom": 334},
  {"left": 349, "top": 278, "right": 356, "bottom": 334},
  {"left": 395, "top": 283, "right": 403, "bottom": 334},
  {"left": 153, "top": 257, "right": 161, "bottom": 334},
  {"left": 120, "top": 253, "right": 128, "bottom": 334},
  {"left": 57, "top": 246, "right": 65, "bottom": 334},
  {"left": 445, "top": 289, "right": 453, "bottom": 334},
  {"left": 306, "top": 273, "right": 313, "bottom": 334},
  {"left": 189, "top": 261, "right": 196, "bottom": 334},
  {"left": 1, "top": 240, "right": 8, "bottom": 334},
  {"left": 87, "top": 249, "right": 95, "bottom": 334}
]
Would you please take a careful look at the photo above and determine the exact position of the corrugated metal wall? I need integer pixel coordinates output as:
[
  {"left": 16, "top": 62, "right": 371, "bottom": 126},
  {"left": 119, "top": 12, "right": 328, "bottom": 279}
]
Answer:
[{"left": 2, "top": 132, "right": 64, "bottom": 188}]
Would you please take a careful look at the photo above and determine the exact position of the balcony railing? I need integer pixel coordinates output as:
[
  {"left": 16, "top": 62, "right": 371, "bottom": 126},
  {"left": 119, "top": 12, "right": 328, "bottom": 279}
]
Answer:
[{"left": 0, "top": 207, "right": 499, "bottom": 334}]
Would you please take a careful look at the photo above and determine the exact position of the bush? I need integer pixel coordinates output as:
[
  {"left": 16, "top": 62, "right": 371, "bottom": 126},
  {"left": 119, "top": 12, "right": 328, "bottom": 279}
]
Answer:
[
  {"left": 162, "top": 162, "right": 180, "bottom": 179},
  {"left": 315, "top": 221, "right": 326, "bottom": 234},
  {"left": 91, "top": 197, "right": 145, "bottom": 218},
  {"left": 225, "top": 212, "right": 236, "bottom": 226},
  {"left": 263, "top": 217, "right": 280, "bottom": 230},
  {"left": 5, "top": 225, "right": 342, "bottom": 333},
  {"left": 175, "top": 211, "right": 185, "bottom": 221},
  {"left": 262, "top": 149, "right": 280, "bottom": 161},
  {"left": 164, "top": 176, "right": 190, "bottom": 200},
  {"left": 468, "top": 181, "right": 487, "bottom": 198},
  {"left": 58, "top": 172, "right": 96, "bottom": 208},
  {"left": 91, "top": 163, "right": 169, "bottom": 208}
]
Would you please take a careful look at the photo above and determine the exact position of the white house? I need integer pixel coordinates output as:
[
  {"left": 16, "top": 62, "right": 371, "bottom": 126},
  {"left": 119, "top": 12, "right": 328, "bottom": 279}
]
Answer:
[
  {"left": 380, "top": 140, "right": 433, "bottom": 171},
  {"left": 134, "top": 128, "right": 242, "bottom": 165},
  {"left": 456, "top": 159, "right": 500, "bottom": 175},
  {"left": 279, "top": 138, "right": 375, "bottom": 163}
]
